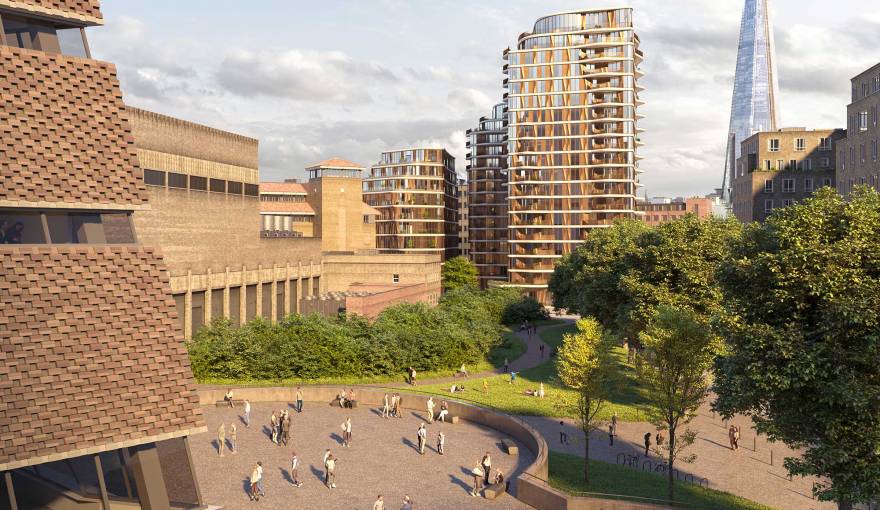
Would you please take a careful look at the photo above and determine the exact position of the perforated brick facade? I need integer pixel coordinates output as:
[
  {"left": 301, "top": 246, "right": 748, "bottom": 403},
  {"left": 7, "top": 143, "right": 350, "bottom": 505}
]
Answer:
[{"left": 0, "top": 0, "right": 103, "bottom": 24}]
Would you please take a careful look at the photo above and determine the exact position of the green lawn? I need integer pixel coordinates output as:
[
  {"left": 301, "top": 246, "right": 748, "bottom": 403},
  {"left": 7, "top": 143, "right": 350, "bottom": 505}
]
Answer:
[
  {"left": 399, "top": 323, "right": 651, "bottom": 421},
  {"left": 549, "top": 451, "right": 776, "bottom": 510},
  {"left": 488, "top": 329, "right": 528, "bottom": 368}
]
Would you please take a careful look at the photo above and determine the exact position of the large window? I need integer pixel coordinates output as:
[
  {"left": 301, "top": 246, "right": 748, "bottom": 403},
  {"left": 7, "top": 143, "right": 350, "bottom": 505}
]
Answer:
[
  {"left": 0, "top": 210, "right": 45, "bottom": 244},
  {"left": 764, "top": 180, "right": 774, "bottom": 193},
  {"left": 794, "top": 138, "right": 806, "bottom": 151},
  {"left": 768, "top": 139, "right": 780, "bottom": 152},
  {"left": 782, "top": 178, "right": 795, "bottom": 193},
  {"left": 818, "top": 137, "right": 831, "bottom": 151},
  {"left": 0, "top": 210, "right": 134, "bottom": 245},
  {"left": 1, "top": 14, "right": 89, "bottom": 57}
]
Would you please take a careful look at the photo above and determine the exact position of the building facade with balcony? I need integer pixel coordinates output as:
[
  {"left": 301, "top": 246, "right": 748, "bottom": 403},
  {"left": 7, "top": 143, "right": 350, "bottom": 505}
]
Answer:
[
  {"left": 0, "top": 2, "right": 205, "bottom": 507},
  {"left": 466, "top": 102, "right": 509, "bottom": 287},
  {"left": 504, "top": 8, "right": 644, "bottom": 302},
  {"left": 731, "top": 128, "right": 843, "bottom": 222},
  {"left": 363, "top": 148, "right": 459, "bottom": 260},
  {"left": 457, "top": 178, "right": 470, "bottom": 258},
  {"left": 838, "top": 63, "right": 880, "bottom": 194}
]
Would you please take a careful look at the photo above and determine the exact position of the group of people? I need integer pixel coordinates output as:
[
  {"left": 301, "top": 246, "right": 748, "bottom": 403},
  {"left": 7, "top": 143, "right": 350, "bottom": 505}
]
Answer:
[
  {"left": 382, "top": 392, "right": 406, "bottom": 418},
  {"left": 643, "top": 430, "right": 665, "bottom": 456},
  {"left": 217, "top": 423, "right": 237, "bottom": 456},
  {"left": 523, "top": 382, "right": 545, "bottom": 398},
  {"left": 728, "top": 424, "right": 741, "bottom": 450},
  {"left": 336, "top": 388, "right": 357, "bottom": 408},
  {"left": 469, "top": 452, "right": 504, "bottom": 497},
  {"left": 270, "top": 409, "right": 292, "bottom": 445},
  {"left": 372, "top": 494, "right": 413, "bottom": 510}
]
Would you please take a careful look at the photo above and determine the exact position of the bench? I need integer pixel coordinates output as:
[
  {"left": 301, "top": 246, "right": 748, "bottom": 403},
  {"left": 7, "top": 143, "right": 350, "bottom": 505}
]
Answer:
[
  {"left": 214, "top": 400, "right": 245, "bottom": 407},
  {"left": 483, "top": 482, "right": 507, "bottom": 499},
  {"left": 501, "top": 438, "right": 518, "bottom": 455}
]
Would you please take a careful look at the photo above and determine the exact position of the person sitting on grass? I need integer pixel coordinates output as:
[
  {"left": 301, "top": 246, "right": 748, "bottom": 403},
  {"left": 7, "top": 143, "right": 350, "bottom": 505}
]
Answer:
[
  {"left": 523, "top": 388, "right": 539, "bottom": 396},
  {"left": 450, "top": 384, "right": 465, "bottom": 393}
]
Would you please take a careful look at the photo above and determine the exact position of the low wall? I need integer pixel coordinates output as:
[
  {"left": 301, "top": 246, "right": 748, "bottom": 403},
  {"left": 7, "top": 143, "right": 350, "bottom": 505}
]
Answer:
[{"left": 197, "top": 386, "right": 672, "bottom": 510}]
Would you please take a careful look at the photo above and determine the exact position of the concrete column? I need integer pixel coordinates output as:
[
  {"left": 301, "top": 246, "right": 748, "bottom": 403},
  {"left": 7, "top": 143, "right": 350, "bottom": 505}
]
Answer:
[
  {"left": 184, "top": 271, "right": 192, "bottom": 340},
  {"left": 204, "top": 268, "right": 213, "bottom": 324},
  {"left": 240, "top": 265, "right": 247, "bottom": 326},
  {"left": 270, "top": 265, "right": 278, "bottom": 323},
  {"left": 284, "top": 263, "right": 291, "bottom": 316},
  {"left": 223, "top": 267, "right": 230, "bottom": 317},
  {"left": 256, "top": 265, "right": 263, "bottom": 318},
  {"left": 128, "top": 443, "right": 171, "bottom": 510},
  {"left": 296, "top": 262, "right": 303, "bottom": 313}
]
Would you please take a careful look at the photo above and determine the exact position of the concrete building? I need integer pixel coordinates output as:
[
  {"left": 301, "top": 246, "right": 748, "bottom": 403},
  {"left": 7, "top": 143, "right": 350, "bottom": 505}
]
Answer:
[
  {"left": 259, "top": 180, "right": 314, "bottom": 237},
  {"left": 466, "top": 102, "right": 509, "bottom": 287},
  {"left": 637, "top": 196, "right": 715, "bottom": 226},
  {"left": 731, "top": 128, "right": 843, "bottom": 222},
  {"left": 363, "top": 148, "right": 459, "bottom": 260},
  {"left": 838, "top": 63, "right": 880, "bottom": 193},
  {"left": 457, "top": 178, "right": 469, "bottom": 258},
  {"left": 504, "top": 9, "right": 644, "bottom": 302},
  {"left": 0, "top": 2, "right": 205, "bottom": 508}
]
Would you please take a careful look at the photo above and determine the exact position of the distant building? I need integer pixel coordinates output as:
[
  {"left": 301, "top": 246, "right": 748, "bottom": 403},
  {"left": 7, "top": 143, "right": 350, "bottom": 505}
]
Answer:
[
  {"left": 363, "top": 148, "right": 459, "bottom": 260},
  {"left": 637, "top": 196, "right": 714, "bottom": 226},
  {"left": 457, "top": 178, "right": 470, "bottom": 258},
  {"left": 731, "top": 128, "right": 843, "bottom": 222},
  {"left": 838, "top": 63, "right": 880, "bottom": 193},
  {"left": 259, "top": 180, "right": 315, "bottom": 237}
]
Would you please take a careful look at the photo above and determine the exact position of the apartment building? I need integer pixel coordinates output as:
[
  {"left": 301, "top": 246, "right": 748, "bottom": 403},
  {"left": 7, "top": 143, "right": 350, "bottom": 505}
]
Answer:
[
  {"left": 838, "top": 63, "right": 880, "bottom": 193},
  {"left": 363, "top": 148, "right": 459, "bottom": 260},
  {"left": 505, "top": 9, "right": 644, "bottom": 302},
  {"left": 731, "top": 128, "right": 843, "bottom": 222},
  {"left": 0, "top": 3, "right": 205, "bottom": 507},
  {"left": 457, "top": 178, "right": 470, "bottom": 258},
  {"left": 637, "top": 196, "right": 714, "bottom": 226},
  {"left": 466, "top": 102, "right": 509, "bottom": 287}
]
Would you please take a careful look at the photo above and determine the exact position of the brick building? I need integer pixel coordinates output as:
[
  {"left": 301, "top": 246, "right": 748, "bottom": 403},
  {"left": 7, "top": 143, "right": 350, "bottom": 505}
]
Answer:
[
  {"left": 838, "top": 63, "right": 880, "bottom": 193},
  {"left": 0, "top": 2, "right": 205, "bottom": 508},
  {"left": 637, "top": 197, "right": 715, "bottom": 226},
  {"left": 731, "top": 128, "right": 843, "bottom": 222}
]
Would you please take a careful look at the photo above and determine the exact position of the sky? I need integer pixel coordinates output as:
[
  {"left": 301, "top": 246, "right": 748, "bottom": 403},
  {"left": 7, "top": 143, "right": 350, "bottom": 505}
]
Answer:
[{"left": 93, "top": 0, "right": 880, "bottom": 197}]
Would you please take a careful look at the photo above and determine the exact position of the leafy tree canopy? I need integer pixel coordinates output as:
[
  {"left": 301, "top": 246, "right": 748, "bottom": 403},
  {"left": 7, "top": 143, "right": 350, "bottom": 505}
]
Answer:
[{"left": 441, "top": 256, "right": 479, "bottom": 291}]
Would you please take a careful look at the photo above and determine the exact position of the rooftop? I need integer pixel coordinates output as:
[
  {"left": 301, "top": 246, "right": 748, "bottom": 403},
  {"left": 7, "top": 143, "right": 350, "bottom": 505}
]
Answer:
[{"left": 305, "top": 158, "right": 365, "bottom": 170}]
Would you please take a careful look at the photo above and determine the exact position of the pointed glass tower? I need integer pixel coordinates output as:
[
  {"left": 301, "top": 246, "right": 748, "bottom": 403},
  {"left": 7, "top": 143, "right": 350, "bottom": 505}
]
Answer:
[{"left": 723, "top": 0, "right": 780, "bottom": 196}]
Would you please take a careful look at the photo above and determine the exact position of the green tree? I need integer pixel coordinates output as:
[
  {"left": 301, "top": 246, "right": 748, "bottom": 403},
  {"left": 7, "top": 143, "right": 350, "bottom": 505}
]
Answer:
[
  {"left": 556, "top": 317, "right": 614, "bottom": 484},
  {"left": 713, "top": 187, "right": 880, "bottom": 510},
  {"left": 638, "top": 305, "right": 722, "bottom": 502},
  {"left": 441, "top": 256, "right": 479, "bottom": 291}
]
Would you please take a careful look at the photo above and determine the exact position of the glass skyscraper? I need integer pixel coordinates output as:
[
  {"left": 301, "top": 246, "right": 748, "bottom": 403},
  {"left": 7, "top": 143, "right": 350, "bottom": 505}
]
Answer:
[{"left": 725, "top": 0, "right": 780, "bottom": 193}]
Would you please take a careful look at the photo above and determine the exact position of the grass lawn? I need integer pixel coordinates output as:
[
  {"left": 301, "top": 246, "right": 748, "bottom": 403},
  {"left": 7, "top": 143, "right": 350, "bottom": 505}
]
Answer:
[
  {"left": 398, "top": 323, "right": 651, "bottom": 421},
  {"left": 549, "top": 451, "right": 776, "bottom": 510}
]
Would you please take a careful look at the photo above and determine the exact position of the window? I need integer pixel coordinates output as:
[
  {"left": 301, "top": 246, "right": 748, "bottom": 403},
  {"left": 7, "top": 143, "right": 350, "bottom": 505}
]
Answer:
[
  {"left": 782, "top": 199, "right": 794, "bottom": 207},
  {"left": 768, "top": 139, "right": 780, "bottom": 152},
  {"left": 860, "top": 111, "right": 869, "bottom": 132},
  {"left": 789, "top": 159, "right": 797, "bottom": 171},
  {"left": 861, "top": 144, "right": 867, "bottom": 164},
  {"left": 228, "top": 181, "right": 243, "bottom": 195},
  {"left": 0, "top": 210, "right": 45, "bottom": 244},
  {"left": 818, "top": 137, "right": 831, "bottom": 151},
  {"left": 803, "top": 159, "right": 812, "bottom": 170},
  {"left": 168, "top": 172, "right": 187, "bottom": 189},
  {"left": 764, "top": 160, "right": 771, "bottom": 171},
  {"left": 392, "top": 274, "right": 400, "bottom": 283},
  {"left": 820, "top": 157, "right": 830, "bottom": 168},
  {"left": 189, "top": 175, "right": 207, "bottom": 191},
  {"left": 782, "top": 178, "right": 795, "bottom": 193},
  {"left": 1, "top": 14, "right": 88, "bottom": 57},
  {"left": 764, "top": 180, "right": 774, "bottom": 193},
  {"left": 776, "top": 159, "right": 784, "bottom": 171},
  {"left": 209, "top": 178, "right": 226, "bottom": 193},
  {"left": 804, "top": 178, "right": 814, "bottom": 192},
  {"left": 244, "top": 184, "right": 259, "bottom": 197},
  {"left": 873, "top": 140, "right": 879, "bottom": 162},
  {"left": 795, "top": 138, "right": 806, "bottom": 151},
  {"left": 1, "top": 210, "right": 134, "bottom": 244},
  {"left": 144, "top": 169, "right": 165, "bottom": 186},
  {"left": 823, "top": 178, "right": 832, "bottom": 187},
  {"left": 764, "top": 199, "right": 773, "bottom": 213}
]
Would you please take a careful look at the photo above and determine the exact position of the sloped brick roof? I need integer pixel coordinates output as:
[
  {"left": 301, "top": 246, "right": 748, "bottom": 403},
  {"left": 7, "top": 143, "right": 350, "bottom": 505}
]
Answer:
[
  {"left": 259, "top": 201, "right": 316, "bottom": 214},
  {"left": 260, "top": 182, "right": 308, "bottom": 194},
  {"left": 0, "top": 246, "right": 205, "bottom": 470}
]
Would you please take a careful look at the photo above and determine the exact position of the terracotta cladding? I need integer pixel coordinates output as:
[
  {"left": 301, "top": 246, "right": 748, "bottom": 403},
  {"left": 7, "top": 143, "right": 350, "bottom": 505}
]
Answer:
[
  {"left": 0, "top": 245, "right": 204, "bottom": 468},
  {"left": 0, "top": 0, "right": 102, "bottom": 22},
  {"left": 0, "top": 46, "right": 147, "bottom": 206}
]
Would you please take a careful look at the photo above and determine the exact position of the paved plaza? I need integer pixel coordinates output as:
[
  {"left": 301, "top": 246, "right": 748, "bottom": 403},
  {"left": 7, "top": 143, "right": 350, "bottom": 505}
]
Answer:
[{"left": 192, "top": 401, "right": 535, "bottom": 509}]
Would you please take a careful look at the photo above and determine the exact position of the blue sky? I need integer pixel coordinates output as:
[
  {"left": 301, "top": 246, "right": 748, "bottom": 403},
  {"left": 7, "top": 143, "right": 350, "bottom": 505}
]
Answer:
[{"left": 93, "top": 0, "right": 879, "bottom": 197}]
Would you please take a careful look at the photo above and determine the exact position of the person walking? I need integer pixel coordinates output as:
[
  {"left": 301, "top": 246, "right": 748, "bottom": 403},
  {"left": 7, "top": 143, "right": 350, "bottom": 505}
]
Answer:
[
  {"left": 255, "top": 461, "right": 265, "bottom": 498},
  {"left": 608, "top": 422, "right": 615, "bottom": 446},
  {"left": 470, "top": 462, "right": 484, "bottom": 497},
  {"left": 481, "top": 452, "right": 492, "bottom": 486},
  {"left": 401, "top": 495, "right": 413, "bottom": 510},
  {"left": 537, "top": 382, "right": 545, "bottom": 398},
  {"left": 482, "top": 379, "right": 489, "bottom": 395},
  {"left": 289, "top": 451, "right": 303, "bottom": 487},
  {"left": 372, "top": 495, "right": 384, "bottom": 510},
  {"left": 509, "top": 371, "right": 517, "bottom": 385},
  {"left": 503, "top": 357, "right": 509, "bottom": 373},
  {"left": 437, "top": 431, "right": 445, "bottom": 455},
  {"left": 282, "top": 411, "right": 291, "bottom": 446},
  {"left": 249, "top": 463, "right": 262, "bottom": 501},
  {"left": 733, "top": 425, "right": 741, "bottom": 450},
  {"left": 217, "top": 424, "right": 226, "bottom": 457},
  {"left": 381, "top": 393, "right": 389, "bottom": 418},
  {"left": 396, "top": 394, "right": 404, "bottom": 418},
  {"left": 656, "top": 431, "right": 664, "bottom": 449},
  {"left": 417, "top": 423, "right": 427, "bottom": 454},
  {"left": 559, "top": 421, "right": 569, "bottom": 445},
  {"left": 296, "top": 386, "right": 304, "bottom": 413},
  {"left": 459, "top": 363, "right": 469, "bottom": 378},
  {"left": 410, "top": 367, "right": 417, "bottom": 386},
  {"left": 426, "top": 397, "right": 435, "bottom": 423},
  {"left": 243, "top": 399, "right": 251, "bottom": 428},
  {"left": 229, "top": 423, "right": 237, "bottom": 454},
  {"left": 539, "top": 343, "right": 545, "bottom": 359},
  {"left": 341, "top": 417, "right": 352, "bottom": 447},
  {"left": 270, "top": 411, "right": 278, "bottom": 444},
  {"left": 644, "top": 432, "right": 652, "bottom": 457},
  {"left": 324, "top": 454, "right": 337, "bottom": 489}
]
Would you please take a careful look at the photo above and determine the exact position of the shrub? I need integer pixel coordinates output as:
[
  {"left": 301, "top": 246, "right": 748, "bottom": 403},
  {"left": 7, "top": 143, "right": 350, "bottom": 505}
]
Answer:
[{"left": 502, "top": 295, "right": 549, "bottom": 325}]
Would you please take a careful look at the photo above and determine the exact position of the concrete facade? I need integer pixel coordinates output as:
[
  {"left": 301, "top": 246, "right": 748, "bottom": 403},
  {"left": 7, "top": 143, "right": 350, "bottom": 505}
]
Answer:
[
  {"left": 731, "top": 128, "right": 843, "bottom": 222},
  {"left": 321, "top": 252, "right": 442, "bottom": 303},
  {"left": 838, "top": 62, "right": 880, "bottom": 193},
  {"left": 304, "top": 159, "right": 378, "bottom": 252}
]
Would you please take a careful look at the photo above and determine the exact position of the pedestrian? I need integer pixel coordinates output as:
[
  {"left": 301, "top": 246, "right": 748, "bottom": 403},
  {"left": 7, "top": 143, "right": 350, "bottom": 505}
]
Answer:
[
  {"left": 608, "top": 422, "right": 615, "bottom": 446},
  {"left": 656, "top": 431, "right": 664, "bottom": 449},
  {"left": 290, "top": 451, "right": 303, "bottom": 487},
  {"left": 537, "top": 382, "right": 545, "bottom": 398},
  {"left": 324, "top": 454, "right": 337, "bottom": 489},
  {"left": 437, "top": 401, "right": 449, "bottom": 422},
  {"left": 282, "top": 411, "right": 291, "bottom": 446},
  {"left": 410, "top": 367, "right": 417, "bottom": 386},
  {"left": 224, "top": 389, "right": 235, "bottom": 408},
  {"left": 229, "top": 423, "right": 237, "bottom": 454},
  {"left": 417, "top": 422, "right": 427, "bottom": 454},
  {"left": 559, "top": 421, "right": 569, "bottom": 445},
  {"left": 372, "top": 495, "right": 384, "bottom": 510},
  {"left": 323, "top": 448, "right": 331, "bottom": 466},
  {"left": 249, "top": 463, "right": 261, "bottom": 501},
  {"left": 401, "top": 495, "right": 413, "bottom": 510},
  {"left": 482, "top": 379, "right": 489, "bottom": 395},
  {"left": 437, "top": 431, "right": 445, "bottom": 455},
  {"left": 470, "top": 462, "right": 484, "bottom": 497},
  {"left": 733, "top": 426, "right": 740, "bottom": 450},
  {"left": 341, "top": 417, "right": 352, "bottom": 447},
  {"left": 503, "top": 357, "right": 509, "bottom": 373},
  {"left": 539, "top": 343, "right": 545, "bottom": 359},
  {"left": 509, "top": 371, "right": 517, "bottom": 385},
  {"left": 459, "top": 363, "right": 469, "bottom": 378},
  {"left": 644, "top": 432, "right": 652, "bottom": 456},
  {"left": 481, "top": 452, "right": 492, "bottom": 485},
  {"left": 426, "top": 397, "right": 435, "bottom": 423},
  {"left": 270, "top": 411, "right": 278, "bottom": 444},
  {"left": 243, "top": 399, "right": 251, "bottom": 428},
  {"left": 256, "top": 461, "right": 265, "bottom": 498},
  {"left": 611, "top": 413, "right": 618, "bottom": 431},
  {"left": 296, "top": 386, "right": 304, "bottom": 413},
  {"left": 382, "top": 393, "right": 390, "bottom": 418},
  {"left": 396, "top": 394, "right": 404, "bottom": 418},
  {"left": 217, "top": 424, "right": 226, "bottom": 457},
  {"left": 277, "top": 411, "right": 286, "bottom": 447}
]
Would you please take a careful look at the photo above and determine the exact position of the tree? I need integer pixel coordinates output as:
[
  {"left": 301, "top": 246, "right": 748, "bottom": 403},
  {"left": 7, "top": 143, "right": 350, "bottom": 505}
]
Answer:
[
  {"left": 549, "top": 215, "right": 741, "bottom": 341},
  {"left": 556, "top": 317, "right": 614, "bottom": 484},
  {"left": 637, "top": 305, "right": 722, "bottom": 502},
  {"left": 713, "top": 187, "right": 880, "bottom": 510},
  {"left": 441, "top": 256, "right": 479, "bottom": 291}
]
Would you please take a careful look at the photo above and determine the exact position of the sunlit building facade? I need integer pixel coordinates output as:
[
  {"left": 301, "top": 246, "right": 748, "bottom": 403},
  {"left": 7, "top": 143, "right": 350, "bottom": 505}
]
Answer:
[
  {"left": 505, "top": 8, "right": 644, "bottom": 302},
  {"left": 466, "top": 102, "right": 509, "bottom": 287},
  {"left": 364, "top": 149, "right": 459, "bottom": 260}
]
